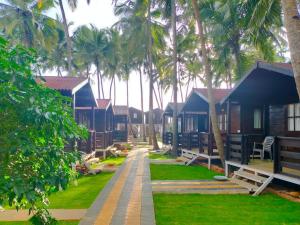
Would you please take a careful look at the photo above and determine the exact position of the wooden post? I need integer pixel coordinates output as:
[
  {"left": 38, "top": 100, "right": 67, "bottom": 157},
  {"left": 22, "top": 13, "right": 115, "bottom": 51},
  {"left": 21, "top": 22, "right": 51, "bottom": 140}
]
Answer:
[
  {"left": 104, "top": 110, "right": 107, "bottom": 147},
  {"left": 92, "top": 106, "right": 95, "bottom": 152},
  {"left": 226, "top": 99, "right": 231, "bottom": 160},
  {"left": 240, "top": 104, "right": 248, "bottom": 164},
  {"left": 263, "top": 104, "right": 269, "bottom": 136},
  {"left": 208, "top": 109, "right": 213, "bottom": 156},
  {"left": 273, "top": 137, "right": 281, "bottom": 173},
  {"left": 162, "top": 114, "right": 165, "bottom": 144},
  {"left": 72, "top": 93, "right": 76, "bottom": 119}
]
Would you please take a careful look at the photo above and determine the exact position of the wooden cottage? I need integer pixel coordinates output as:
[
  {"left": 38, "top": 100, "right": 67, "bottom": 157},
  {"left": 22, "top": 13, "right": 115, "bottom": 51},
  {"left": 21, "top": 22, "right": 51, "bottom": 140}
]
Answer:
[
  {"left": 162, "top": 102, "right": 184, "bottom": 145},
  {"left": 145, "top": 108, "right": 164, "bottom": 136},
  {"left": 37, "top": 76, "right": 97, "bottom": 153},
  {"left": 222, "top": 62, "right": 300, "bottom": 192},
  {"left": 94, "top": 99, "right": 114, "bottom": 149},
  {"left": 129, "top": 107, "right": 144, "bottom": 138},
  {"left": 180, "top": 88, "right": 230, "bottom": 153},
  {"left": 113, "top": 105, "right": 128, "bottom": 142}
]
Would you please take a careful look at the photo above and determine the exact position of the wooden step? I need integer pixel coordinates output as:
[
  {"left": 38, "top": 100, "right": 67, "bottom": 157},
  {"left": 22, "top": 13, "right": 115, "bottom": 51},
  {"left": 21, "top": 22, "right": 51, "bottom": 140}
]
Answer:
[
  {"left": 230, "top": 178, "right": 259, "bottom": 192},
  {"left": 234, "top": 171, "right": 267, "bottom": 183}
]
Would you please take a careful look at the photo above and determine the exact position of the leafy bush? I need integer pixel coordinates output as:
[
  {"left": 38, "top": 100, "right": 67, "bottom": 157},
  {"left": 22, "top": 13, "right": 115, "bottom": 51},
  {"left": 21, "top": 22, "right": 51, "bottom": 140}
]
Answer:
[{"left": 0, "top": 37, "right": 87, "bottom": 223}]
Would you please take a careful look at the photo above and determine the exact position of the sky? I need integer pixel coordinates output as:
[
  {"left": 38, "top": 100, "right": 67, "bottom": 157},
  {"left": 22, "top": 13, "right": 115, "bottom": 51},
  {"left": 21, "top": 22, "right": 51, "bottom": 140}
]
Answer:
[
  {"left": 46, "top": 0, "right": 210, "bottom": 111},
  {"left": 47, "top": 0, "right": 184, "bottom": 111}
]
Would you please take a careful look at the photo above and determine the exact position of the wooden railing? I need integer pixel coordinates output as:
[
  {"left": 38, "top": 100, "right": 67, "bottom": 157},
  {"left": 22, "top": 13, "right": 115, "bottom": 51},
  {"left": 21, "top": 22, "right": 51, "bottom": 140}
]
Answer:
[
  {"left": 199, "top": 132, "right": 212, "bottom": 155},
  {"left": 226, "top": 134, "right": 247, "bottom": 164},
  {"left": 162, "top": 132, "right": 183, "bottom": 147},
  {"left": 200, "top": 132, "right": 227, "bottom": 156},
  {"left": 113, "top": 130, "right": 128, "bottom": 142},
  {"left": 77, "top": 130, "right": 95, "bottom": 153},
  {"left": 163, "top": 132, "right": 173, "bottom": 145},
  {"left": 274, "top": 136, "right": 300, "bottom": 176},
  {"left": 95, "top": 131, "right": 113, "bottom": 149}
]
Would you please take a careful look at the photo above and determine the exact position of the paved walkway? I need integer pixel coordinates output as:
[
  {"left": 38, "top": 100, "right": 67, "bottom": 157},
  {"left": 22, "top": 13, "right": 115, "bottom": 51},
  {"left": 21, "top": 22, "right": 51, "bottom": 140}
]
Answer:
[
  {"left": 0, "top": 209, "right": 86, "bottom": 221},
  {"left": 152, "top": 180, "right": 248, "bottom": 194},
  {"left": 79, "top": 147, "right": 156, "bottom": 225}
]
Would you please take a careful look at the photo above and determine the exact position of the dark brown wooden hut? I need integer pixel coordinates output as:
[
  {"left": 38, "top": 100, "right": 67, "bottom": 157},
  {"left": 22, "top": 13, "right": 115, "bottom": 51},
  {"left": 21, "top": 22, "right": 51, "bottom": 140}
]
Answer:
[
  {"left": 180, "top": 88, "right": 231, "bottom": 154},
  {"left": 162, "top": 103, "right": 184, "bottom": 145},
  {"left": 37, "top": 76, "right": 97, "bottom": 153},
  {"left": 94, "top": 99, "right": 114, "bottom": 149},
  {"left": 113, "top": 105, "right": 128, "bottom": 142},
  {"left": 222, "top": 62, "right": 300, "bottom": 187}
]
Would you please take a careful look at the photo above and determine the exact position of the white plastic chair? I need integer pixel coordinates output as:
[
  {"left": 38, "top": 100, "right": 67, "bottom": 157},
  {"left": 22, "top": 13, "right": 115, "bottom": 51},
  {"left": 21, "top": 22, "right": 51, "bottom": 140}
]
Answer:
[{"left": 252, "top": 136, "right": 274, "bottom": 160}]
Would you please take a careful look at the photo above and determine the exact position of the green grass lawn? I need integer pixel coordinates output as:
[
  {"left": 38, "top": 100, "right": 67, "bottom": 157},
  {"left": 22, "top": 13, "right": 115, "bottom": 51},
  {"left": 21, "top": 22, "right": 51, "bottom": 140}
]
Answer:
[
  {"left": 150, "top": 164, "right": 221, "bottom": 180},
  {"left": 148, "top": 153, "right": 175, "bottom": 160},
  {"left": 90, "top": 156, "right": 126, "bottom": 169},
  {"left": 101, "top": 156, "right": 126, "bottom": 166},
  {"left": 47, "top": 172, "right": 114, "bottom": 209},
  {"left": 154, "top": 193, "right": 300, "bottom": 225},
  {"left": 0, "top": 221, "right": 78, "bottom": 225}
]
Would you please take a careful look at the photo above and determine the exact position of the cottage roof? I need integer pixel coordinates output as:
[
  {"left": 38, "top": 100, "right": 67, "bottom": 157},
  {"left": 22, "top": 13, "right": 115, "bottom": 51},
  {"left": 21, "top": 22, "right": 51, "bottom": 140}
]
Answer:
[
  {"left": 113, "top": 105, "right": 129, "bottom": 115},
  {"left": 97, "top": 99, "right": 112, "bottom": 110},
  {"left": 192, "top": 88, "right": 232, "bottom": 103},
  {"left": 164, "top": 102, "right": 185, "bottom": 115},
  {"left": 36, "top": 76, "right": 88, "bottom": 94},
  {"left": 220, "top": 61, "right": 294, "bottom": 104}
]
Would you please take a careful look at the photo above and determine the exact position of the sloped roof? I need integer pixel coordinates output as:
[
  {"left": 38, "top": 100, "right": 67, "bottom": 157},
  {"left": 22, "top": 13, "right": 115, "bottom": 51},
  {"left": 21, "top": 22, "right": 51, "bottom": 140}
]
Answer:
[
  {"left": 192, "top": 88, "right": 232, "bottom": 103},
  {"left": 36, "top": 76, "right": 88, "bottom": 93},
  {"left": 113, "top": 105, "right": 128, "bottom": 115},
  {"left": 271, "top": 62, "right": 293, "bottom": 70},
  {"left": 97, "top": 99, "right": 111, "bottom": 110},
  {"left": 164, "top": 102, "right": 185, "bottom": 115},
  {"left": 220, "top": 61, "right": 294, "bottom": 104},
  {"left": 129, "top": 107, "right": 142, "bottom": 112}
]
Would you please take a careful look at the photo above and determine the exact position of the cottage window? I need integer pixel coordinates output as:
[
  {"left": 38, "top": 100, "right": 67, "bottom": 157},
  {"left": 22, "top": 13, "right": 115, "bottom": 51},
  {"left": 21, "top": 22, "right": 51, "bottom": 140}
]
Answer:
[
  {"left": 218, "top": 115, "right": 223, "bottom": 131},
  {"left": 218, "top": 113, "right": 227, "bottom": 131},
  {"left": 253, "top": 109, "right": 262, "bottom": 129},
  {"left": 133, "top": 113, "right": 137, "bottom": 119},
  {"left": 77, "top": 111, "right": 90, "bottom": 129},
  {"left": 288, "top": 103, "right": 300, "bottom": 131}
]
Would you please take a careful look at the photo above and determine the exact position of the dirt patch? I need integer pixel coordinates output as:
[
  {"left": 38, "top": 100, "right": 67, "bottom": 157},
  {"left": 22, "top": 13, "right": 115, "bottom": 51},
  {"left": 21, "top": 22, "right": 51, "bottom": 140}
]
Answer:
[{"left": 267, "top": 186, "right": 300, "bottom": 202}]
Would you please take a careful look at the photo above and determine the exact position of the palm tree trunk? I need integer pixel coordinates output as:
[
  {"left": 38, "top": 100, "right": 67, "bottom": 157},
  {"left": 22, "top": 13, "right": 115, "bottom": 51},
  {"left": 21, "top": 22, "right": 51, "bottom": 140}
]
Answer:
[
  {"left": 139, "top": 67, "right": 147, "bottom": 142},
  {"left": 179, "top": 80, "right": 184, "bottom": 102},
  {"left": 156, "top": 81, "right": 163, "bottom": 110},
  {"left": 58, "top": 0, "right": 72, "bottom": 74},
  {"left": 99, "top": 70, "right": 105, "bottom": 99},
  {"left": 96, "top": 67, "right": 101, "bottom": 99},
  {"left": 153, "top": 85, "right": 161, "bottom": 109},
  {"left": 114, "top": 77, "right": 116, "bottom": 106},
  {"left": 281, "top": 0, "right": 300, "bottom": 99},
  {"left": 109, "top": 76, "right": 114, "bottom": 99},
  {"left": 147, "top": 0, "right": 159, "bottom": 150},
  {"left": 233, "top": 40, "right": 242, "bottom": 80},
  {"left": 186, "top": 74, "right": 191, "bottom": 99},
  {"left": 171, "top": 0, "right": 178, "bottom": 156},
  {"left": 191, "top": 0, "right": 225, "bottom": 165},
  {"left": 126, "top": 79, "right": 133, "bottom": 138}
]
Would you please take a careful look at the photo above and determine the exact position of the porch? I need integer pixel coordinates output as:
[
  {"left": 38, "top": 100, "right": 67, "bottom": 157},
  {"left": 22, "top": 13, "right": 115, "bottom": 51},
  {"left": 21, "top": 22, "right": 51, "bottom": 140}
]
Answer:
[{"left": 226, "top": 134, "right": 300, "bottom": 186}]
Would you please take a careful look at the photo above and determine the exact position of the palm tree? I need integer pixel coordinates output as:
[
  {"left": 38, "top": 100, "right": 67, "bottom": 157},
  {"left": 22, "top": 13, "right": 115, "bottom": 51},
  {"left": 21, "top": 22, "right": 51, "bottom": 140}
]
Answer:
[
  {"left": 113, "top": 0, "right": 162, "bottom": 148},
  {"left": 191, "top": 0, "right": 225, "bottom": 164},
  {"left": 244, "top": 0, "right": 300, "bottom": 99},
  {"left": 56, "top": 0, "right": 92, "bottom": 74},
  {"left": 72, "top": 25, "right": 94, "bottom": 77},
  {"left": 280, "top": 0, "right": 300, "bottom": 99},
  {"left": 57, "top": 0, "right": 73, "bottom": 74},
  {"left": 170, "top": 0, "right": 178, "bottom": 156},
  {"left": 0, "top": 0, "right": 58, "bottom": 49}
]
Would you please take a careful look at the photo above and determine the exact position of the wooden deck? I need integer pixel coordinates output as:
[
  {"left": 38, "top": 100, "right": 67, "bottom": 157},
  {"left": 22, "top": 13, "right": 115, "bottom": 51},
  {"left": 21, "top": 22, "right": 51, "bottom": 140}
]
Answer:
[
  {"left": 226, "top": 160, "right": 300, "bottom": 186},
  {"left": 248, "top": 159, "right": 300, "bottom": 179}
]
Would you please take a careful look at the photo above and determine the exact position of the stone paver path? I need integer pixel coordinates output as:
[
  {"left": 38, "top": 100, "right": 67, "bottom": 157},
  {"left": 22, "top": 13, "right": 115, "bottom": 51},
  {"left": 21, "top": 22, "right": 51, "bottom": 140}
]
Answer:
[
  {"left": 79, "top": 147, "right": 155, "bottom": 225},
  {"left": 0, "top": 209, "right": 86, "bottom": 221},
  {"left": 152, "top": 180, "right": 248, "bottom": 194}
]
